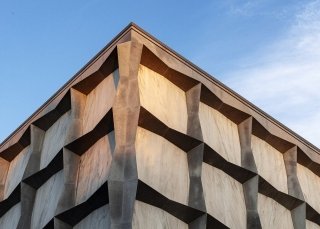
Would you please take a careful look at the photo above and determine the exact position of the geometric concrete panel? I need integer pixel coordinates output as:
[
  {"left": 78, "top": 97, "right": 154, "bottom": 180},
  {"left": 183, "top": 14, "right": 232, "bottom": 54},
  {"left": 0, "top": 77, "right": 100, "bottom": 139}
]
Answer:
[
  {"left": 252, "top": 135, "right": 288, "bottom": 194},
  {"left": 199, "top": 102, "right": 241, "bottom": 166},
  {"left": 82, "top": 70, "right": 119, "bottom": 134},
  {"left": 138, "top": 65, "right": 188, "bottom": 134},
  {"left": 202, "top": 163, "right": 246, "bottom": 228},
  {"left": 297, "top": 164, "right": 320, "bottom": 214},
  {"left": 0, "top": 203, "right": 21, "bottom": 229},
  {"left": 75, "top": 132, "right": 114, "bottom": 204},
  {"left": 74, "top": 205, "right": 111, "bottom": 229},
  {"left": 306, "top": 220, "right": 319, "bottom": 229},
  {"left": 30, "top": 171, "right": 64, "bottom": 228},
  {"left": 132, "top": 201, "right": 187, "bottom": 229},
  {"left": 135, "top": 127, "right": 189, "bottom": 205},
  {"left": 257, "top": 193, "right": 294, "bottom": 229},
  {"left": 40, "top": 111, "right": 71, "bottom": 169},
  {"left": 4, "top": 146, "right": 31, "bottom": 199}
]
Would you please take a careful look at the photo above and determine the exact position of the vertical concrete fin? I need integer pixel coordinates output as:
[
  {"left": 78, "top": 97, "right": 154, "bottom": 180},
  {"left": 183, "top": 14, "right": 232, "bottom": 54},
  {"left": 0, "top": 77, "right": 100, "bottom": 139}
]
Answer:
[
  {"left": 238, "top": 117, "right": 261, "bottom": 229},
  {"left": 186, "top": 83, "right": 206, "bottom": 228},
  {"left": 284, "top": 146, "right": 306, "bottom": 229},
  {"left": 17, "top": 124, "right": 45, "bottom": 229},
  {"left": 108, "top": 41, "right": 142, "bottom": 229},
  {"left": 55, "top": 89, "right": 85, "bottom": 214}
]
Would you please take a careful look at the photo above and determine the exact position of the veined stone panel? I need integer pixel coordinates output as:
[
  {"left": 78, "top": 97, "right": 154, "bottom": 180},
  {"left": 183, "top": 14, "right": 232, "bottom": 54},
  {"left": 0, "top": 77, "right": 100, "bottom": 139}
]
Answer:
[
  {"left": 4, "top": 146, "right": 30, "bottom": 199},
  {"left": 135, "top": 127, "right": 189, "bottom": 205},
  {"left": 40, "top": 111, "right": 71, "bottom": 169},
  {"left": 251, "top": 135, "right": 288, "bottom": 194},
  {"left": 0, "top": 203, "right": 21, "bottom": 229},
  {"left": 202, "top": 163, "right": 246, "bottom": 228},
  {"left": 82, "top": 70, "right": 119, "bottom": 134},
  {"left": 258, "top": 194, "right": 294, "bottom": 229},
  {"left": 132, "top": 201, "right": 187, "bottom": 229},
  {"left": 297, "top": 164, "right": 320, "bottom": 213},
  {"left": 306, "top": 220, "right": 320, "bottom": 229},
  {"left": 74, "top": 205, "right": 111, "bottom": 229},
  {"left": 138, "top": 65, "right": 188, "bottom": 134},
  {"left": 75, "top": 133, "right": 114, "bottom": 204},
  {"left": 31, "top": 171, "right": 64, "bottom": 228},
  {"left": 199, "top": 102, "right": 241, "bottom": 166}
]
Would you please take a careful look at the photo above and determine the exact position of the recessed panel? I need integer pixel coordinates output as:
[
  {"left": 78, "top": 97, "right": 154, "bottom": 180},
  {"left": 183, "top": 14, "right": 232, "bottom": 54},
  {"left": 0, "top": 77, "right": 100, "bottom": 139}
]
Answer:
[
  {"left": 138, "top": 65, "right": 188, "bottom": 134},
  {"left": 74, "top": 205, "right": 110, "bottom": 229},
  {"left": 306, "top": 220, "right": 319, "bottom": 229},
  {"left": 251, "top": 135, "right": 288, "bottom": 194},
  {"left": 0, "top": 203, "right": 21, "bottom": 229},
  {"left": 199, "top": 102, "right": 241, "bottom": 166},
  {"left": 31, "top": 171, "right": 64, "bottom": 228},
  {"left": 132, "top": 201, "right": 187, "bottom": 229},
  {"left": 40, "top": 112, "right": 71, "bottom": 169},
  {"left": 258, "top": 194, "right": 293, "bottom": 229},
  {"left": 4, "top": 146, "right": 31, "bottom": 199},
  {"left": 82, "top": 70, "right": 118, "bottom": 134},
  {"left": 297, "top": 164, "right": 320, "bottom": 213},
  {"left": 76, "top": 133, "right": 114, "bottom": 204},
  {"left": 202, "top": 163, "right": 246, "bottom": 228},
  {"left": 135, "top": 127, "right": 189, "bottom": 205}
]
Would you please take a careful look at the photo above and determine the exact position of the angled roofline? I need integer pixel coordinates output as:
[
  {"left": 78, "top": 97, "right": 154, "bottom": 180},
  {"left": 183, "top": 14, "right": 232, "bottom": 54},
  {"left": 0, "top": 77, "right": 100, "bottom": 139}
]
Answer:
[{"left": 1, "top": 22, "right": 319, "bottom": 154}]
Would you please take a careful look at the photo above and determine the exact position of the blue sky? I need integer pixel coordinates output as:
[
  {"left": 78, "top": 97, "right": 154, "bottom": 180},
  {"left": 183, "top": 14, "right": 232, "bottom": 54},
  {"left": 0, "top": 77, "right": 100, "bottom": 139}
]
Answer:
[{"left": 1, "top": 0, "right": 319, "bottom": 147}]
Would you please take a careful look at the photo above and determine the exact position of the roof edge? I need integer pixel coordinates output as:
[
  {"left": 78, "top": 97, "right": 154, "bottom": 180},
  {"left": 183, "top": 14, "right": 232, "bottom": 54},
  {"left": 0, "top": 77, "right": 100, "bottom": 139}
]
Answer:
[
  {"left": 0, "top": 22, "right": 135, "bottom": 148},
  {"left": 129, "top": 23, "right": 320, "bottom": 154},
  {"left": 1, "top": 22, "right": 319, "bottom": 155}
]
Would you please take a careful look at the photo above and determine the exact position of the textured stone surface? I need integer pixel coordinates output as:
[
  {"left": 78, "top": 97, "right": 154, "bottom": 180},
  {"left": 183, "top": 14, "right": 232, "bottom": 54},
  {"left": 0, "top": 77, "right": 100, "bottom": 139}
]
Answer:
[
  {"left": 74, "top": 205, "right": 111, "bottom": 229},
  {"left": 40, "top": 112, "right": 71, "bottom": 169},
  {"left": 297, "top": 164, "right": 320, "bottom": 213},
  {"left": 136, "top": 127, "right": 189, "bottom": 205},
  {"left": 258, "top": 194, "right": 294, "bottom": 229},
  {"left": 251, "top": 135, "right": 288, "bottom": 194},
  {"left": 4, "top": 146, "right": 31, "bottom": 199},
  {"left": 82, "top": 70, "right": 118, "bottom": 134},
  {"left": 202, "top": 163, "right": 247, "bottom": 228},
  {"left": 132, "top": 201, "right": 187, "bottom": 229},
  {"left": 0, "top": 203, "right": 21, "bottom": 229},
  {"left": 199, "top": 102, "right": 241, "bottom": 166},
  {"left": 306, "top": 220, "right": 319, "bottom": 229},
  {"left": 76, "top": 133, "right": 114, "bottom": 204},
  {"left": 31, "top": 171, "right": 64, "bottom": 228},
  {"left": 138, "top": 65, "right": 188, "bottom": 134}
]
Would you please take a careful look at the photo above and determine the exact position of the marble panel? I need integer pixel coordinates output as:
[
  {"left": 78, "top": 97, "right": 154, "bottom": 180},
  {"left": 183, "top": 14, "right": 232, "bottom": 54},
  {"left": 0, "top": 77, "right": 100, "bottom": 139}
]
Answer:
[
  {"left": 82, "top": 70, "right": 118, "bottom": 134},
  {"left": 135, "top": 127, "right": 189, "bottom": 205},
  {"left": 258, "top": 193, "right": 293, "bottom": 229},
  {"left": 138, "top": 65, "right": 188, "bottom": 134},
  {"left": 132, "top": 201, "right": 187, "bottom": 229},
  {"left": 31, "top": 171, "right": 64, "bottom": 228},
  {"left": 4, "top": 146, "right": 31, "bottom": 199},
  {"left": 199, "top": 102, "right": 241, "bottom": 166},
  {"left": 202, "top": 163, "right": 246, "bottom": 228},
  {"left": 297, "top": 164, "right": 320, "bottom": 213},
  {"left": 306, "top": 220, "right": 319, "bottom": 229},
  {"left": 40, "top": 112, "right": 71, "bottom": 169},
  {"left": 76, "top": 133, "right": 114, "bottom": 204},
  {"left": 74, "top": 205, "right": 110, "bottom": 229},
  {"left": 0, "top": 203, "right": 21, "bottom": 229},
  {"left": 251, "top": 135, "right": 288, "bottom": 194}
]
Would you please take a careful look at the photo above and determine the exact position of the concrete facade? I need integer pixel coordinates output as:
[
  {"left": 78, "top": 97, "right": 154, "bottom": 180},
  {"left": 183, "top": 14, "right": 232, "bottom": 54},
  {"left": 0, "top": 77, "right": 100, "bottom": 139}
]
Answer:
[{"left": 0, "top": 23, "right": 320, "bottom": 228}]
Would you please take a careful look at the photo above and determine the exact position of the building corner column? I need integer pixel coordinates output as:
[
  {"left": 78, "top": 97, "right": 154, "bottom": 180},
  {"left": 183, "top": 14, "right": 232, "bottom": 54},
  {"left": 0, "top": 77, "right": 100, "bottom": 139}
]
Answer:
[{"left": 108, "top": 41, "right": 143, "bottom": 229}]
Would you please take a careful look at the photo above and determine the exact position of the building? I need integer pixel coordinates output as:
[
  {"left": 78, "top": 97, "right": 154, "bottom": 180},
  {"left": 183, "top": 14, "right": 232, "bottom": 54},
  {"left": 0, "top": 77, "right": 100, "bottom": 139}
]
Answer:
[{"left": 0, "top": 23, "right": 319, "bottom": 229}]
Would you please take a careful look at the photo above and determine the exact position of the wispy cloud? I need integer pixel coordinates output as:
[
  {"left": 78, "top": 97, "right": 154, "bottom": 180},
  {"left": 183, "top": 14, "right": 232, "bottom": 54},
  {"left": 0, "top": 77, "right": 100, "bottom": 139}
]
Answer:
[{"left": 224, "top": 0, "right": 320, "bottom": 147}]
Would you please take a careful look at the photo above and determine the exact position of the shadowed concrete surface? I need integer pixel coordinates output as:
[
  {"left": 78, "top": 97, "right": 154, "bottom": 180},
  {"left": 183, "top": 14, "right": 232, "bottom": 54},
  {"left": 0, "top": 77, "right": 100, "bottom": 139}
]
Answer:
[{"left": 1, "top": 23, "right": 320, "bottom": 228}]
